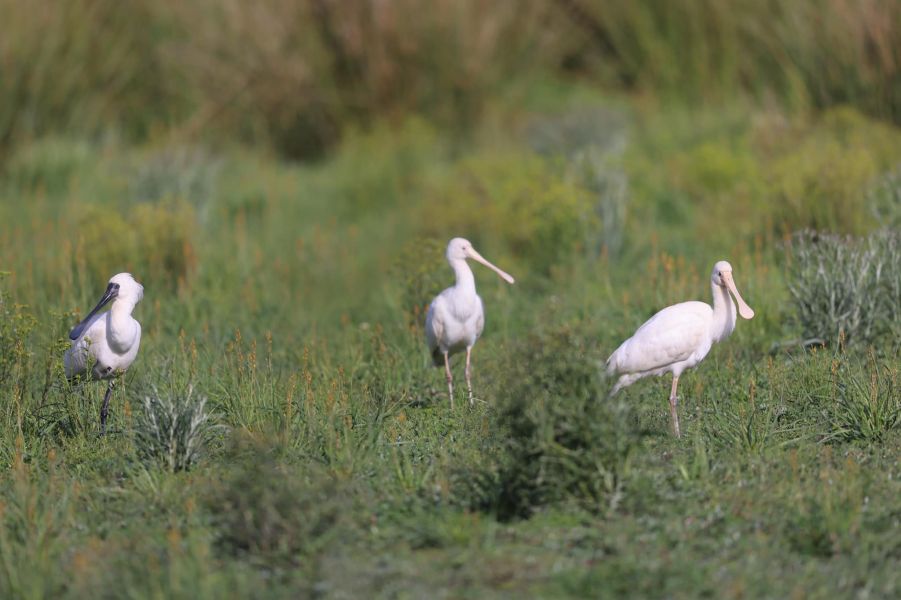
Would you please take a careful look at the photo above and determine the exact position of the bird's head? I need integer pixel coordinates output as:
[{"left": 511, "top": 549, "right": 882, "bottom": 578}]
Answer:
[
  {"left": 109, "top": 272, "right": 144, "bottom": 306},
  {"left": 710, "top": 260, "right": 733, "bottom": 288},
  {"left": 711, "top": 261, "right": 754, "bottom": 319},
  {"left": 446, "top": 237, "right": 473, "bottom": 262},
  {"left": 446, "top": 237, "right": 515, "bottom": 284}
]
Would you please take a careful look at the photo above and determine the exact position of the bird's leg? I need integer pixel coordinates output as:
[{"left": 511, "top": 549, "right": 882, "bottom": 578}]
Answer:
[
  {"left": 100, "top": 380, "right": 114, "bottom": 436},
  {"left": 443, "top": 351, "right": 454, "bottom": 410},
  {"left": 669, "top": 375, "right": 681, "bottom": 438},
  {"left": 465, "top": 346, "right": 474, "bottom": 406}
]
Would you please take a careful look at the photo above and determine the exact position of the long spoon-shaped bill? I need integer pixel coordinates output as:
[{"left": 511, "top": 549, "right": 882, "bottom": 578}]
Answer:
[
  {"left": 69, "top": 283, "right": 118, "bottom": 340},
  {"left": 466, "top": 248, "right": 515, "bottom": 284},
  {"left": 721, "top": 272, "right": 754, "bottom": 319}
]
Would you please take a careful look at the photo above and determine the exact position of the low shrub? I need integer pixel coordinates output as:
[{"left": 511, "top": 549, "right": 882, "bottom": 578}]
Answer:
[
  {"left": 477, "top": 325, "right": 639, "bottom": 520},
  {"left": 786, "top": 229, "right": 901, "bottom": 348},
  {"left": 783, "top": 449, "right": 866, "bottom": 557},
  {"left": 328, "top": 119, "right": 443, "bottom": 218},
  {"left": 527, "top": 106, "right": 630, "bottom": 257},
  {"left": 134, "top": 384, "right": 222, "bottom": 472},
  {"left": 72, "top": 198, "right": 197, "bottom": 291},
  {"left": 756, "top": 109, "right": 901, "bottom": 235},
  {"left": 130, "top": 199, "right": 198, "bottom": 288},
  {"left": 418, "top": 153, "right": 600, "bottom": 276},
  {"left": 204, "top": 442, "right": 356, "bottom": 573}
]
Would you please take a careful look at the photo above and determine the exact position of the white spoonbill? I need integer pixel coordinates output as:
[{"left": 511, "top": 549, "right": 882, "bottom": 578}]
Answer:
[
  {"left": 425, "top": 238, "right": 515, "bottom": 408},
  {"left": 606, "top": 260, "right": 754, "bottom": 437},
  {"left": 64, "top": 273, "right": 144, "bottom": 435}
]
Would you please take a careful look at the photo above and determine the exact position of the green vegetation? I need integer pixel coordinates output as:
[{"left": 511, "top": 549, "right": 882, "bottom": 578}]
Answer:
[
  {"left": 788, "top": 229, "right": 901, "bottom": 348},
  {"left": 1, "top": 1, "right": 901, "bottom": 597},
  {"left": 1, "top": 0, "right": 899, "bottom": 159},
  {"left": 2, "top": 100, "right": 899, "bottom": 597}
]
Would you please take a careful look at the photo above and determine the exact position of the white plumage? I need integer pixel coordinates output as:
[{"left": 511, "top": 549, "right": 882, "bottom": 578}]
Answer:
[
  {"left": 425, "top": 238, "right": 514, "bottom": 407},
  {"left": 606, "top": 260, "right": 754, "bottom": 437},
  {"left": 65, "top": 272, "right": 144, "bottom": 434}
]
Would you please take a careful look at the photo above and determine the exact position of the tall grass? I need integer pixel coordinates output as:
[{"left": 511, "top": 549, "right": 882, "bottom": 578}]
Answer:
[
  {"left": 557, "top": 0, "right": 900, "bottom": 120},
  {"left": 0, "top": 0, "right": 556, "bottom": 159},
  {"left": 0, "top": 0, "right": 175, "bottom": 153},
  {"left": 830, "top": 352, "right": 900, "bottom": 442},
  {"left": 1, "top": 0, "right": 898, "bottom": 159}
]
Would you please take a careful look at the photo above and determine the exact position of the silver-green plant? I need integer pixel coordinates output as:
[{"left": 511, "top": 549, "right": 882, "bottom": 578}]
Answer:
[
  {"left": 134, "top": 384, "right": 222, "bottom": 472},
  {"left": 129, "top": 144, "right": 220, "bottom": 220},
  {"left": 527, "top": 106, "right": 630, "bottom": 257},
  {"left": 787, "top": 229, "right": 901, "bottom": 347},
  {"left": 868, "top": 167, "right": 901, "bottom": 229}
]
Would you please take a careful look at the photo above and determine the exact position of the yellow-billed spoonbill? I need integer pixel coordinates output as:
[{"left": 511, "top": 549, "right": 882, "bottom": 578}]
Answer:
[
  {"left": 65, "top": 273, "right": 144, "bottom": 435},
  {"left": 606, "top": 260, "right": 754, "bottom": 437},
  {"left": 426, "top": 238, "right": 514, "bottom": 408}
]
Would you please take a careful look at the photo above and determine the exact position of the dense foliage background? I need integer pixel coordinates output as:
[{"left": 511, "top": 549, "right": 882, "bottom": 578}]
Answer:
[{"left": 0, "top": 1, "right": 899, "bottom": 597}]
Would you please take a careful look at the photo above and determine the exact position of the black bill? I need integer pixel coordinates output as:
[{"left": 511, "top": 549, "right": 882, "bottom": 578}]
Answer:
[{"left": 69, "top": 283, "right": 119, "bottom": 340}]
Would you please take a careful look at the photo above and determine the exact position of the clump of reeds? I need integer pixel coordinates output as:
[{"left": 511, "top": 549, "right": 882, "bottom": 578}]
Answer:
[
  {"left": 787, "top": 229, "right": 900, "bottom": 347},
  {"left": 134, "top": 384, "right": 221, "bottom": 472}
]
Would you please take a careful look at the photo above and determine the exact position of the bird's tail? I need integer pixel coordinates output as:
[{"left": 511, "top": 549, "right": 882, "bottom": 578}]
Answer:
[
  {"left": 604, "top": 353, "right": 618, "bottom": 377},
  {"left": 604, "top": 351, "right": 625, "bottom": 398}
]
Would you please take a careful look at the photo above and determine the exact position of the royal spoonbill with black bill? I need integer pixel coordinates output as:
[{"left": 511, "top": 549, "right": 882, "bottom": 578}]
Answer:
[{"left": 65, "top": 273, "right": 144, "bottom": 435}]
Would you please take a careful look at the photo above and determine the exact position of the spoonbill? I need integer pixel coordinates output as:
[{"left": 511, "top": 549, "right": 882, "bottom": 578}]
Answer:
[
  {"left": 425, "top": 238, "right": 515, "bottom": 408},
  {"left": 64, "top": 273, "right": 144, "bottom": 435},
  {"left": 606, "top": 260, "right": 754, "bottom": 437}
]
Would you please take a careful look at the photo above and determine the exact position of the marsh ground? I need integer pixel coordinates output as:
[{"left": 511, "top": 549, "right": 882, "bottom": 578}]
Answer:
[
  {"left": 1, "top": 95, "right": 899, "bottom": 598},
  {"left": 2, "top": 1, "right": 901, "bottom": 595}
]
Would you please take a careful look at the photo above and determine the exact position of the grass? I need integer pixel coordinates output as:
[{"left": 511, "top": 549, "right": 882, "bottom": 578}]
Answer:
[
  {"left": 787, "top": 229, "right": 901, "bottom": 348},
  {"left": 1, "top": 0, "right": 899, "bottom": 160},
  {"left": 0, "top": 95, "right": 900, "bottom": 597}
]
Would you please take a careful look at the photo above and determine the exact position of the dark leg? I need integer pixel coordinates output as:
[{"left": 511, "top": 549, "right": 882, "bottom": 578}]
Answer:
[{"left": 100, "top": 380, "right": 114, "bottom": 436}]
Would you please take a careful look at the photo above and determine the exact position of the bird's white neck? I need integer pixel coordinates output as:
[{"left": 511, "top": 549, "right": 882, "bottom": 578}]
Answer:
[
  {"left": 109, "top": 300, "right": 138, "bottom": 349},
  {"left": 710, "top": 281, "right": 737, "bottom": 343},
  {"left": 111, "top": 298, "right": 137, "bottom": 318},
  {"left": 450, "top": 258, "right": 476, "bottom": 295}
]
